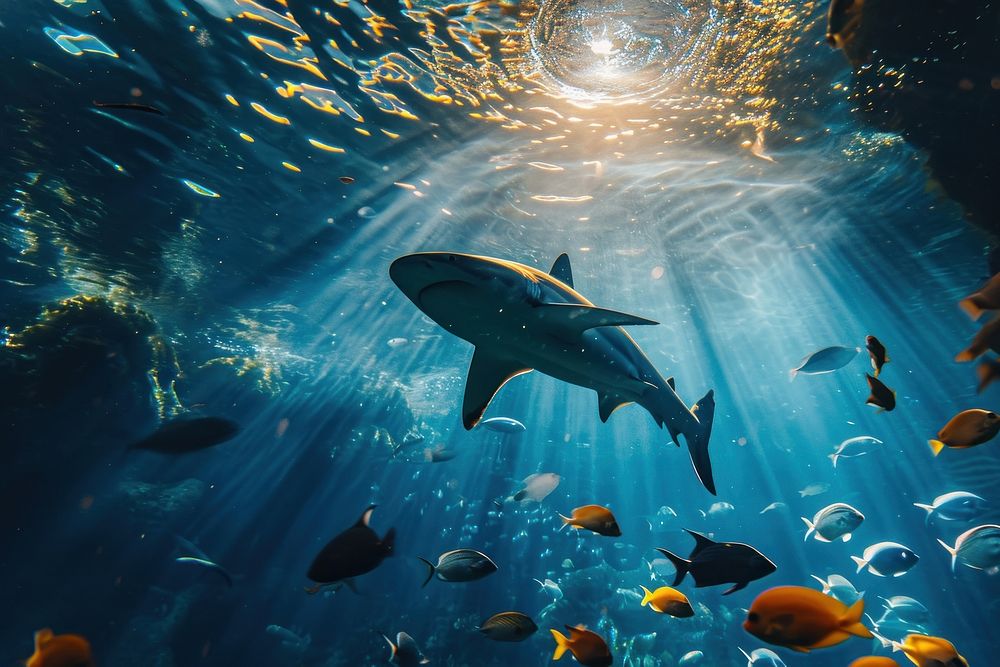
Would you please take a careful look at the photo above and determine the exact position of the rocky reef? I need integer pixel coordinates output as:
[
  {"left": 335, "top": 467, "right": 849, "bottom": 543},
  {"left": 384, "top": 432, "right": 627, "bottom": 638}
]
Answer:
[{"left": 828, "top": 0, "right": 1000, "bottom": 235}]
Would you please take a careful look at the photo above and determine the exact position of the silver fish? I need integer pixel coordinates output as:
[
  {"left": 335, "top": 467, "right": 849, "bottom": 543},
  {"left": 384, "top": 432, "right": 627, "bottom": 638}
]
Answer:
[
  {"left": 913, "top": 491, "right": 986, "bottom": 523},
  {"left": 790, "top": 345, "right": 859, "bottom": 379},
  {"left": 802, "top": 503, "right": 865, "bottom": 542},
  {"left": 938, "top": 524, "right": 1000, "bottom": 572},
  {"left": 418, "top": 549, "right": 497, "bottom": 586}
]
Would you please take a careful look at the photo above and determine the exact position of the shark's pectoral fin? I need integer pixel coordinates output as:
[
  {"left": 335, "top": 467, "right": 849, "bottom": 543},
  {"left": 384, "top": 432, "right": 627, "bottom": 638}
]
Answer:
[
  {"left": 598, "top": 392, "right": 633, "bottom": 422},
  {"left": 463, "top": 349, "right": 532, "bottom": 429},
  {"left": 534, "top": 303, "right": 658, "bottom": 340},
  {"left": 549, "top": 254, "right": 574, "bottom": 288}
]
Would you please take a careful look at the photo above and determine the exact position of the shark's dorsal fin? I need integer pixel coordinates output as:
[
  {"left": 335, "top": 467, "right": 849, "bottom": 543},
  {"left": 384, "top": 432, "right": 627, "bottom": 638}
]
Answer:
[
  {"left": 535, "top": 303, "right": 658, "bottom": 339},
  {"left": 666, "top": 376, "right": 675, "bottom": 390},
  {"left": 549, "top": 253, "right": 574, "bottom": 288},
  {"left": 463, "top": 349, "right": 532, "bottom": 429},
  {"left": 597, "top": 392, "right": 633, "bottom": 422}
]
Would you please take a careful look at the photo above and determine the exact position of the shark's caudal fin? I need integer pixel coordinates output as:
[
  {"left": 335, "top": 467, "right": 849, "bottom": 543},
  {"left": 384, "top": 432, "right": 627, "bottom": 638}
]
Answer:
[{"left": 686, "top": 390, "right": 717, "bottom": 495}]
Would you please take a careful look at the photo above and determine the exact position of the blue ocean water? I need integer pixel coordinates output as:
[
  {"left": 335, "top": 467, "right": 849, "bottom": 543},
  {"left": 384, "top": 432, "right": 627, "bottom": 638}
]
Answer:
[{"left": 2, "top": 0, "right": 998, "bottom": 665}]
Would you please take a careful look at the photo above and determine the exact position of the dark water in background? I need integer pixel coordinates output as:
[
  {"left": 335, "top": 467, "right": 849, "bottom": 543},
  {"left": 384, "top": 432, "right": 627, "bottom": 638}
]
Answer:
[{"left": 1, "top": 0, "right": 998, "bottom": 665}]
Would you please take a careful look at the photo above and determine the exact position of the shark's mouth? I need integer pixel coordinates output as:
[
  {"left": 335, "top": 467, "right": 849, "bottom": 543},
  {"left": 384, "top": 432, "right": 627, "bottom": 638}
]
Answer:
[{"left": 417, "top": 280, "right": 477, "bottom": 313}]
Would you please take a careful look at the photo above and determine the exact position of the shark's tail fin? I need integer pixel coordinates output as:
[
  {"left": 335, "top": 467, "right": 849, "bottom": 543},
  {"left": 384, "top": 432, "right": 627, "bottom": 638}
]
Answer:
[{"left": 686, "top": 390, "right": 717, "bottom": 495}]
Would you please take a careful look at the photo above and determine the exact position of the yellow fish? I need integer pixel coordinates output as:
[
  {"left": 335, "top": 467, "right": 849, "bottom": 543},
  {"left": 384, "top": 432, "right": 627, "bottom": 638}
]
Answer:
[
  {"left": 881, "top": 633, "right": 968, "bottom": 667},
  {"left": 743, "top": 585, "right": 872, "bottom": 652},
  {"left": 849, "top": 658, "right": 900, "bottom": 667},
  {"left": 639, "top": 585, "right": 694, "bottom": 617},
  {"left": 558, "top": 505, "right": 621, "bottom": 536}
]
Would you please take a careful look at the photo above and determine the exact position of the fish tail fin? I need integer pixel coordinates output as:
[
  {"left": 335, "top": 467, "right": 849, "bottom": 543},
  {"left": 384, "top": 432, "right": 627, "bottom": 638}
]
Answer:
[
  {"left": 380, "top": 632, "right": 397, "bottom": 661},
  {"left": 937, "top": 538, "right": 958, "bottom": 571},
  {"left": 960, "top": 296, "right": 985, "bottom": 321},
  {"left": 842, "top": 598, "right": 872, "bottom": 638},
  {"left": 870, "top": 630, "right": 893, "bottom": 650},
  {"left": 955, "top": 348, "right": 976, "bottom": 363},
  {"left": 913, "top": 502, "right": 934, "bottom": 513},
  {"left": 801, "top": 517, "right": 815, "bottom": 541},
  {"left": 655, "top": 548, "right": 691, "bottom": 586},
  {"left": 550, "top": 629, "right": 570, "bottom": 660},
  {"left": 417, "top": 557, "right": 435, "bottom": 587},
  {"left": 809, "top": 574, "right": 830, "bottom": 593},
  {"left": 928, "top": 439, "right": 946, "bottom": 456},
  {"left": 789, "top": 368, "right": 798, "bottom": 381},
  {"left": 640, "top": 585, "right": 653, "bottom": 607},
  {"left": 558, "top": 514, "right": 573, "bottom": 531},
  {"left": 828, "top": 453, "right": 839, "bottom": 468},
  {"left": 850, "top": 555, "right": 867, "bottom": 573},
  {"left": 684, "top": 390, "right": 717, "bottom": 495},
  {"left": 533, "top": 578, "right": 544, "bottom": 589}
]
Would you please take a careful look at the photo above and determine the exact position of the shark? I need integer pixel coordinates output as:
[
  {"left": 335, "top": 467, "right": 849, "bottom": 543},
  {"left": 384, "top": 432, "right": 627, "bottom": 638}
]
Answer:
[{"left": 389, "top": 252, "right": 718, "bottom": 494}]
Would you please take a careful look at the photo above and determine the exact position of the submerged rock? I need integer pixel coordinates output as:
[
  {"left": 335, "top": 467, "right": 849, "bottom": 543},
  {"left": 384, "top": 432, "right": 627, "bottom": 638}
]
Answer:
[
  {"left": 118, "top": 478, "right": 207, "bottom": 524},
  {"left": 829, "top": 0, "right": 1000, "bottom": 233}
]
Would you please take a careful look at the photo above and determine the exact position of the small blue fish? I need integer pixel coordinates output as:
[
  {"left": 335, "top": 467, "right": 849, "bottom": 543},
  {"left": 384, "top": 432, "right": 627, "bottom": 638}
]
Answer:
[
  {"left": 790, "top": 345, "right": 859, "bottom": 379},
  {"left": 851, "top": 542, "right": 918, "bottom": 577},
  {"left": 479, "top": 417, "right": 525, "bottom": 433}
]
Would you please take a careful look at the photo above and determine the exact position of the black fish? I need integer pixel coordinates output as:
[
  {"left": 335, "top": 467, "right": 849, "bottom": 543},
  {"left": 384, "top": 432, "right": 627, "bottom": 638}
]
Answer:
[
  {"left": 978, "top": 358, "right": 1000, "bottom": 394},
  {"left": 656, "top": 529, "right": 776, "bottom": 595},
  {"left": 865, "top": 373, "right": 896, "bottom": 412},
  {"left": 128, "top": 417, "right": 239, "bottom": 453},
  {"left": 381, "top": 631, "right": 428, "bottom": 666},
  {"left": 865, "top": 335, "right": 889, "bottom": 377},
  {"left": 307, "top": 505, "right": 394, "bottom": 590},
  {"left": 93, "top": 100, "right": 164, "bottom": 115}
]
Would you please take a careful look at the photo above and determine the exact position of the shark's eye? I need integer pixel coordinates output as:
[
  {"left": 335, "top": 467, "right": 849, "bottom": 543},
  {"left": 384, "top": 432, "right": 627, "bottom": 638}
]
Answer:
[{"left": 448, "top": 255, "right": 457, "bottom": 262}]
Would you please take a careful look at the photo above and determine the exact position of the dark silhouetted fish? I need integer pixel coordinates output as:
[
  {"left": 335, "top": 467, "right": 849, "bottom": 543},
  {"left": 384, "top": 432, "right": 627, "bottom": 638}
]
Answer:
[
  {"left": 478, "top": 611, "right": 538, "bottom": 641},
  {"left": 306, "top": 505, "right": 394, "bottom": 593},
  {"left": 656, "top": 529, "right": 776, "bottom": 594},
  {"left": 93, "top": 100, "right": 164, "bottom": 115},
  {"left": 865, "top": 336, "right": 889, "bottom": 377},
  {"left": 418, "top": 549, "right": 497, "bottom": 586},
  {"left": 864, "top": 374, "right": 895, "bottom": 412},
  {"left": 977, "top": 358, "right": 1000, "bottom": 393},
  {"left": 381, "top": 631, "right": 429, "bottom": 666},
  {"left": 128, "top": 417, "right": 239, "bottom": 453}
]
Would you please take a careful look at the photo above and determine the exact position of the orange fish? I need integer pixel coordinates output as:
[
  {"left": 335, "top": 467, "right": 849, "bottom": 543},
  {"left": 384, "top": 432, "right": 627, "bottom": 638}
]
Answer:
[
  {"left": 550, "top": 625, "right": 612, "bottom": 666},
  {"left": 743, "top": 585, "right": 872, "bottom": 652},
  {"left": 558, "top": 505, "right": 621, "bottom": 536},
  {"left": 26, "top": 628, "right": 94, "bottom": 667},
  {"left": 928, "top": 408, "right": 1000, "bottom": 455},
  {"left": 849, "top": 657, "right": 900, "bottom": 667}
]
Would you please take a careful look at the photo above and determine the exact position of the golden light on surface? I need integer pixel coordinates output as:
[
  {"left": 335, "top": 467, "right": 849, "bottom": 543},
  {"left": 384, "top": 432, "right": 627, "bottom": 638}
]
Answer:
[{"left": 589, "top": 38, "right": 615, "bottom": 56}]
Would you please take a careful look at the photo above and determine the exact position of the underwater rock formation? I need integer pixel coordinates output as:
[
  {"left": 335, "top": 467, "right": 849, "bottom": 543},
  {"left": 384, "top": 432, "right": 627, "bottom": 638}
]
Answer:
[
  {"left": 117, "top": 478, "right": 208, "bottom": 525},
  {"left": 829, "top": 0, "right": 1000, "bottom": 234}
]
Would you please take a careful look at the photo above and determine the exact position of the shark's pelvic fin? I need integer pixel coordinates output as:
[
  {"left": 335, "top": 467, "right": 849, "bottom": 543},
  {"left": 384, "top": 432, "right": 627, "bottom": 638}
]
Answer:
[
  {"left": 598, "top": 392, "right": 633, "bottom": 422},
  {"left": 549, "top": 253, "right": 574, "bottom": 288},
  {"left": 463, "top": 349, "right": 531, "bottom": 429},
  {"left": 534, "top": 303, "right": 658, "bottom": 340}
]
